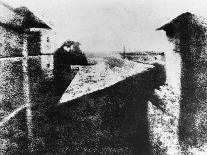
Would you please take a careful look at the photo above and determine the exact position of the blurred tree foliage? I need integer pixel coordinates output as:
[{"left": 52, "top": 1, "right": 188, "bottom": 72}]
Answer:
[
  {"left": 53, "top": 40, "right": 88, "bottom": 83},
  {"left": 54, "top": 40, "right": 88, "bottom": 66},
  {"left": 61, "top": 40, "right": 84, "bottom": 55}
]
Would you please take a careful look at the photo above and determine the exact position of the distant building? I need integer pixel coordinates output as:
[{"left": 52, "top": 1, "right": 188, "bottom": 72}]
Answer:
[{"left": 120, "top": 51, "right": 165, "bottom": 64}]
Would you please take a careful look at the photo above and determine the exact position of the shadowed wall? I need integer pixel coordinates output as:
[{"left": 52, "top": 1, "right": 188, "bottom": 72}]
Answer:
[{"left": 158, "top": 12, "right": 207, "bottom": 150}]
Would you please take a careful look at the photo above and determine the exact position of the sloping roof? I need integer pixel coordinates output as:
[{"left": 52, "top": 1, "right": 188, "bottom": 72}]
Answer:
[
  {"left": 156, "top": 12, "right": 193, "bottom": 31},
  {"left": 156, "top": 12, "right": 207, "bottom": 40},
  {"left": 0, "top": 1, "right": 51, "bottom": 30},
  {"left": 59, "top": 57, "right": 153, "bottom": 103},
  {"left": 14, "top": 7, "right": 51, "bottom": 29}
]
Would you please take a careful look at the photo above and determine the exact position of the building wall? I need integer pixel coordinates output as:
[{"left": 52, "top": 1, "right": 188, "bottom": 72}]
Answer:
[
  {"left": 0, "top": 4, "right": 58, "bottom": 153},
  {"left": 0, "top": 55, "right": 56, "bottom": 154},
  {"left": 0, "top": 27, "right": 56, "bottom": 57},
  {"left": 0, "top": 57, "right": 24, "bottom": 119},
  {"left": 40, "top": 55, "right": 54, "bottom": 79},
  {"left": 159, "top": 13, "right": 207, "bottom": 150},
  {"left": 0, "top": 25, "right": 56, "bottom": 154},
  {"left": 26, "top": 29, "right": 56, "bottom": 55},
  {"left": 0, "top": 26, "right": 24, "bottom": 57},
  {"left": 0, "top": 26, "right": 55, "bottom": 110},
  {"left": 40, "top": 29, "right": 56, "bottom": 54},
  {"left": 27, "top": 31, "right": 41, "bottom": 56}
]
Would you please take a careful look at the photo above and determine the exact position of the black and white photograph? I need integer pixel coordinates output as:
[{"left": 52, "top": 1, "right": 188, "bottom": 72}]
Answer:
[{"left": 0, "top": 0, "right": 207, "bottom": 154}]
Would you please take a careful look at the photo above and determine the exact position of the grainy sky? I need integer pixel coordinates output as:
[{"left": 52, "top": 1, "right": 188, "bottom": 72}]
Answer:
[{"left": 4, "top": 0, "right": 207, "bottom": 53}]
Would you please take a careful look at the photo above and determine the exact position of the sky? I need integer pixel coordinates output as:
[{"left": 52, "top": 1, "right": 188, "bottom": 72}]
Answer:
[{"left": 3, "top": 0, "right": 207, "bottom": 53}]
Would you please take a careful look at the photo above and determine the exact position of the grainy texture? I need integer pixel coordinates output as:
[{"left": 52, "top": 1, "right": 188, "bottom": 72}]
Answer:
[{"left": 159, "top": 12, "right": 207, "bottom": 153}]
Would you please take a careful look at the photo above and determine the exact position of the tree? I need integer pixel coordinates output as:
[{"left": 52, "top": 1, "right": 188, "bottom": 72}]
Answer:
[{"left": 54, "top": 39, "right": 88, "bottom": 68}]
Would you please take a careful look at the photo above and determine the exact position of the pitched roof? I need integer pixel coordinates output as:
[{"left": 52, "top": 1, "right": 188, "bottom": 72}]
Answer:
[
  {"left": 156, "top": 12, "right": 194, "bottom": 31},
  {"left": 156, "top": 12, "right": 207, "bottom": 40},
  {"left": 14, "top": 7, "right": 51, "bottom": 29},
  {"left": 0, "top": 1, "right": 51, "bottom": 30}
]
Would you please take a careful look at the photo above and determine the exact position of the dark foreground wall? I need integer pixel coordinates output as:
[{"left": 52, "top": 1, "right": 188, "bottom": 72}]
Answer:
[{"left": 0, "top": 55, "right": 76, "bottom": 155}]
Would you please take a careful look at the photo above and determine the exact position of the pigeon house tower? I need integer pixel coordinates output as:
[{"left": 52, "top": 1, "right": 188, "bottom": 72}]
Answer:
[{"left": 157, "top": 12, "right": 207, "bottom": 150}]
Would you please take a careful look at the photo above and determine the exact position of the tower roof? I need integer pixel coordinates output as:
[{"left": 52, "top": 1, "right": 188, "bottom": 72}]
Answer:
[{"left": 157, "top": 12, "right": 194, "bottom": 31}]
